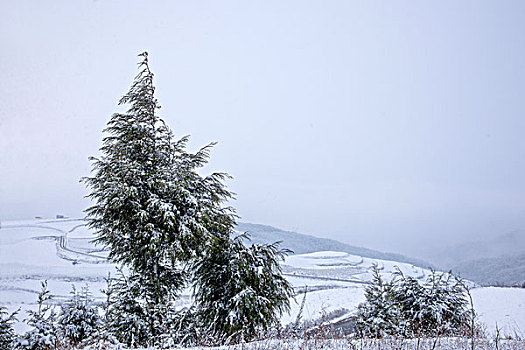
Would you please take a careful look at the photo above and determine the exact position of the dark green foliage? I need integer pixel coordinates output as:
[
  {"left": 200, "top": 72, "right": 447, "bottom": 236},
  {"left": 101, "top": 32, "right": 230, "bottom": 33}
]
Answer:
[
  {"left": 193, "top": 234, "right": 293, "bottom": 343},
  {"left": 355, "top": 266, "right": 473, "bottom": 338},
  {"left": 101, "top": 268, "right": 185, "bottom": 348},
  {"left": 157, "top": 307, "right": 204, "bottom": 348},
  {"left": 18, "top": 281, "right": 59, "bottom": 350},
  {"left": 82, "top": 53, "right": 236, "bottom": 276},
  {"left": 0, "top": 306, "right": 17, "bottom": 350},
  {"left": 103, "top": 270, "right": 150, "bottom": 347},
  {"left": 82, "top": 52, "right": 235, "bottom": 344},
  {"left": 84, "top": 53, "right": 190, "bottom": 271},
  {"left": 57, "top": 285, "right": 100, "bottom": 347},
  {"left": 355, "top": 265, "right": 400, "bottom": 336},
  {"left": 392, "top": 269, "right": 471, "bottom": 337}
]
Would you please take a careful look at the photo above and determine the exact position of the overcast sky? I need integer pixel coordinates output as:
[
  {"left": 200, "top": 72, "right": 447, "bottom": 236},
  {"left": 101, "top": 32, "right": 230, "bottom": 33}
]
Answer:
[{"left": 1, "top": 1, "right": 524, "bottom": 257}]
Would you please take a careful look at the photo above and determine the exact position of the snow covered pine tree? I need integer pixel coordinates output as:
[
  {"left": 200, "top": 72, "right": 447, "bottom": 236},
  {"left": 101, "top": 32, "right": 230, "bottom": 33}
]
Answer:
[
  {"left": 0, "top": 306, "right": 17, "bottom": 350},
  {"left": 193, "top": 234, "right": 293, "bottom": 344},
  {"left": 355, "top": 264, "right": 400, "bottom": 337},
  {"left": 355, "top": 266, "right": 472, "bottom": 338},
  {"left": 18, "top": 281, "right": 59, "bottom": 350},
  {"left": 83, "top": 52, "right": 292, "bottom": 346},
  {"left": 57, "top": 285, "right": 100, "bottom": 347}
]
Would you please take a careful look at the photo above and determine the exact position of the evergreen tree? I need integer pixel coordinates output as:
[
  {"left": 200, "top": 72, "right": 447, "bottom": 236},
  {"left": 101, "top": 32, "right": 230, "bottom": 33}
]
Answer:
[
  {"left": 82, "top": 51, "right": 236, "bottom": 271},
  {"left": 0, "top": 306, "right": 17, "bottom": 350},
  {"left": 400, "top": 269, "right": 470, "bottom": 336},
  {"left": 18, "top": 281, "right": 59, "bottom": 350},
  {"left": 101, "top": 267, "right": 188, "bottom": 347},
  {"left": 192, "top": 234, "right": 293, "bottom": 343},
  {"left": 390, "top": 268, "right": 429, "bottom": 337},
  {"left": 83, "top": 52, "right": 293, "bottom": 345},
  {"left": 82, "top": 52, "right": 235, "bottom": 343},
  {"left": 83, "top": 52, "right": 186, "bottom": 278},
  {"left": 103, "top": 269, "right": 152, "bottom": 347},
  {"left": 57, "top": 285, "right": 100, "bottom": 347},
  {"left": 88, "top": 274, "right": 120, "bottom": 349},
  {"left": 355, "top": 264, "right": 399, "bottom": 337},
  {"left": 355, "top": 266, "right": 473, "bottom": 338}
]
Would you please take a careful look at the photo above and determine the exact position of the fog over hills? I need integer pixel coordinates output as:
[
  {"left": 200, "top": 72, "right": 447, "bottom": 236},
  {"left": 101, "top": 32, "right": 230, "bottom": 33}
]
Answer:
[
  {"left": 239, "top": 223, "right": 525, "bottom": 286},
  {"left": 237, "top": 222, "right": 432, "bottom": 269},
  {"left": 426, "top": 229, "right": 525, "bottom": 267},
  {"left": 422, "top": 229, "right": 525, "bottom": 286},
  {"left": 449, "top": 253, "right": 525, "bottom": 287}
]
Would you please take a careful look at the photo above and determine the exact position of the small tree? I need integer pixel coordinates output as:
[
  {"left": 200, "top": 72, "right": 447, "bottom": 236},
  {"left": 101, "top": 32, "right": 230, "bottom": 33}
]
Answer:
[
  {"left": 390, "top": 268, "right": 428, "bottom": 337},
  {"left": 88, "top": 274, "right": 120, "bottom": 349},
  {"left": 355, "top": 266, "right": 473, "bottom": 338},
  {"left": 355, "top": 264, "right": 399, "bottom": 337},
  {"left": 98, "top": 268, "right": 187, "bottom": 347},
  {"left": 193, "top": 234, "right": 293, "bottom": 344},
  {"left": 19, "top": 281, "right": 59, "bottom": 350},
  {"left": 102, "top": 268, "right": 157, "bottom": 347},
  {"left": 0, "top": 306, "right": 17, "bottom": 350},
  {"left": 57, "top": 285, "right": 100, "bottom": 347},
  {"left": 390, "top": 268, "right": 471, "bottom": 337}
]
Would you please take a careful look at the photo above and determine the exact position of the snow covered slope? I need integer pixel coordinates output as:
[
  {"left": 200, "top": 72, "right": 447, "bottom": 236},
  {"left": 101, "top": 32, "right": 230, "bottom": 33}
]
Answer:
[
  {"left": 1, "top": 218, "right": 523, "bottom": 337},
  {"left": 281, "top": 251, "right": 425, "bottom": 326},
  {"left": 238, "top": 222, "right": 431, "bottom": 268}
]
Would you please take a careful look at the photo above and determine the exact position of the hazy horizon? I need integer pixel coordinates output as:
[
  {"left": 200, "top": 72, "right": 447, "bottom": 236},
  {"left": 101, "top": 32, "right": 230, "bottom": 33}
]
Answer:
[{"left": 1, "top": 1, "right": 525, "bottom": 258}]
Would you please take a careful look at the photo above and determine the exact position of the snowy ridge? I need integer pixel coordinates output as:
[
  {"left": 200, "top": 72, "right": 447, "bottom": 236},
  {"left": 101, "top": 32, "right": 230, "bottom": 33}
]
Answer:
[{"left": 238, "top": 222, "right": 432, "bottom": 268}]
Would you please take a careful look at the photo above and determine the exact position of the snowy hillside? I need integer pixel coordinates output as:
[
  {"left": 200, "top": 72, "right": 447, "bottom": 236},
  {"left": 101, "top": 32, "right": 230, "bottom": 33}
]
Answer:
[
  {"left": 1, "top": 218, "right": 524, "bottom": 337},
  {"left": 280, "top": 251, "right": 432, "bottom": 327},
  {"left": 238, "top": 222, "right": 431, "bottom": 268}
]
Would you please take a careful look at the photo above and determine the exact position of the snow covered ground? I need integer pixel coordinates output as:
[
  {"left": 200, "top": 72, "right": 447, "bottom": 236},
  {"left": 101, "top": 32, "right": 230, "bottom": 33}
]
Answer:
[
  {"left": 1, "top": 218, "right": 524, "bottom": 338},
  {"left": 180, "top": 338, "right": 524, "bottom": 350},
  {"left": 471, "top": 287, "right": 525, "bottom": 336}
]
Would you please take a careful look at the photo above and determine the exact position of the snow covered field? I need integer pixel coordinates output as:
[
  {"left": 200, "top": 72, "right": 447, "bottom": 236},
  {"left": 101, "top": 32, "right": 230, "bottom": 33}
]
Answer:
[
  {"left": 1, "top": 218, "right": 524, "bottom": 338},
  {"left": 180, "top": 338, "right": 525, "bottom": 350}
]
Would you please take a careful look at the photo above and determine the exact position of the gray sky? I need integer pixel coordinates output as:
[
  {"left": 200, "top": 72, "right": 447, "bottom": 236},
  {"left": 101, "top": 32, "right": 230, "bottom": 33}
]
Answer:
[{"left": 1, "top": 0, "right": 524, "bottom": 257}]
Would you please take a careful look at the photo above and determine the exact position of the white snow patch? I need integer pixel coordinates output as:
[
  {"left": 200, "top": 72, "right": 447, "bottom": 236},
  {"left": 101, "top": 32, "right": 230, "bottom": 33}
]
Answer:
[{"left": 471, "top": 286, "right": 525, "bottom": 337}]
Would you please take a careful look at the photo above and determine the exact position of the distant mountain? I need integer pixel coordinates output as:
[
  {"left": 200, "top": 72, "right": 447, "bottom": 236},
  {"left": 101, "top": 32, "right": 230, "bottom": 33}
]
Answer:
[
  {"left": 428, "top": 229, "right": 525, "bottom": 267},
  {"left": 236, "top": 222, "right": 432, "bottom": 269},
  {"left": 450, "top": 253, "right": 525, "bottom": 287},
  {"left": 425, "top": 229, "right": 525, "bottom": 286}
]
